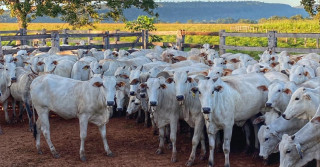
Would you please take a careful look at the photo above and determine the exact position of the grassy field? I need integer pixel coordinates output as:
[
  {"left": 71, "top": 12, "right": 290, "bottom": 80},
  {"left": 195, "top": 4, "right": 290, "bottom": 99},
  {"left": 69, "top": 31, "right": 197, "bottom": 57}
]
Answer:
[{"left": 1, "top": 20, "right": 319, "bottom": 57}]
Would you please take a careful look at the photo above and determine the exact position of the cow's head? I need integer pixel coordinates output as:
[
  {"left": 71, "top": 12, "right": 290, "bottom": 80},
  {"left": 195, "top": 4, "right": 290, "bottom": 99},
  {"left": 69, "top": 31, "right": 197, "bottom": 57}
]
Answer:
[
  {"left": 92, "top": 76, "right": 117, "bottom": 106},
  {"left": 282, "top": 87, "right": 318, "bottom": 120},
  {"left": 129, "top": 66, "right": 143, "bottom": 96},
  {"left": 146, "top": 77, "right": 167, "bottom": 107},
  {"left": 90, "top": 61, "right": 103, "bottom": 78},
  {"left": 279, "top": 134, "right": 302, "bottom": 167},
  {"left": 4, "top": 62, "right": 17, "bottom": 86},
  {"left": 171, "top": 71, "right": 194, "bottom": 102},
  {"left": 126, "top": 96, "right": 141, "bottom": 115},
  {"left": 266, "top": 81, "right": 292, "bottom": 110},
  {"left": 43, "top": 57, "right": 58, "bottom": 74},
  {"left": 115, "top": 81, "right": 127, "bottom": 112},
  {"left": 289, "top": 65, "right": 314, "bottom": 85},
  {"left": 257, "top": 125, "right": 283, "bottom": 159}
]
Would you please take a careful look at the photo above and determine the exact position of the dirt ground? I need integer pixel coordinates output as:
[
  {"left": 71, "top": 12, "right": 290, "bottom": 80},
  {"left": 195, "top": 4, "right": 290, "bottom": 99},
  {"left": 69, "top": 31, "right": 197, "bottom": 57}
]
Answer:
[{"left": 0, "top": 110, "right": 279, "bottom": 167}]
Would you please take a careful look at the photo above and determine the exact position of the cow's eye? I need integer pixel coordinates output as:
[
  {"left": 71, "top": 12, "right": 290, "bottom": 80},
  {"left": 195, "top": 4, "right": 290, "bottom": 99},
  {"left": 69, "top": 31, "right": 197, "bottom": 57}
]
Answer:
[
  {"left": 217, "top": 72, "right": 220, "bottom": 74},
  {"left": 286, "top": 150, "right": 291, "bottom": 154},
  {"left": 131, "top": 100, "right": 135, "bottom": 102},
  {"left": 299, "top": 73, "right": 302, "bottom": 76},
  {"left": 278, "top": 90, "right": 281, "bottom": 92},
  {"left": 6, "top": 69, "right": 8, "bottom": 71},
  {"left": 265, "top": 138, "right": 269, "bottom": 142},
  {"left": 220, "top": 63, "right": 223, "bottom": 64},
  {"left": 295, "top": 97, "right": 299, "bottom": 100}
]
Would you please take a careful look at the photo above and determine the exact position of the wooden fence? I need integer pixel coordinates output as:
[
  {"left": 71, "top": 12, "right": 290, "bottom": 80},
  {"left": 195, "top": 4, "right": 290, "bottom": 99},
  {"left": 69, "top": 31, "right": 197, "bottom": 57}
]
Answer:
[{"left": 1, "top": 29, "right": 320, "bottom": 57}]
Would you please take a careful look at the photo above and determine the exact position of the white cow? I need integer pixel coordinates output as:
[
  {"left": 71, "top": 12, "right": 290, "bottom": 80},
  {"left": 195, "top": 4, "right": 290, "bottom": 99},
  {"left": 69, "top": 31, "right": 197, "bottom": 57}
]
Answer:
[
  {"left": 43, "top": 57, "right": 75, "bottom": 78},
  {"left": 194, "top": 73, "right": 269, "bottom": 167},
  {"left": 279, "top": 105, "right": 320, "bottom": 167},
  {"left": 258, "top": 117, "right": 308, "bottom": 159},
  {"left": 71, "top": 61, "right": 90, "bottom": 81},
  {"left": 289, "top": 65, "right": 315, "bottom": 85},
  {"left": 282, "top": 87, "right": 320, "bottom": 120},
  {"left": 31, "top": 74, "right": 117, "bottom": 161}
]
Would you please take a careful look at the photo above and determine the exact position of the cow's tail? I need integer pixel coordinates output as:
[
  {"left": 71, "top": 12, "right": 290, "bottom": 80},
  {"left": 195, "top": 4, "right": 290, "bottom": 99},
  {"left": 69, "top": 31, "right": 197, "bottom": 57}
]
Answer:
[{"left": 32, "top": 104, "right": 37, "bottom": 140}]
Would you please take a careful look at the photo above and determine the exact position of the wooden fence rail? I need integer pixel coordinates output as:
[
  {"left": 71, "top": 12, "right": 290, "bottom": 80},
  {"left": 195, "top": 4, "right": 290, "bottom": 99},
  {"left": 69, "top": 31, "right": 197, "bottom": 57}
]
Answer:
[{"left": 1, "top": 29, "right": 320, "bottom": 58}]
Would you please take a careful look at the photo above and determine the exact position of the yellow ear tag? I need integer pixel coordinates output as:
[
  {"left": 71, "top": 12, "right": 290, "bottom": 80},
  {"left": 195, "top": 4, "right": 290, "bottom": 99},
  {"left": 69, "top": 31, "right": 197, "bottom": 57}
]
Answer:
[
  {"left": 83, "top": 66, "right": 88, "bottom": 70},
  {"left": 192, "top": 92, "right": 195, "bottom": 97}
]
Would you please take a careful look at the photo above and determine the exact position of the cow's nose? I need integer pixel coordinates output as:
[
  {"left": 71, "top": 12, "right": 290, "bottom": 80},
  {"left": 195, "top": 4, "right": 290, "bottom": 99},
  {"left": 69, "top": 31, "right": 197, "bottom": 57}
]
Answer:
[
  {"left": 130, "top": 91, "right": 135, "bottom": 96},
  {"left": 11, "top": 77, "right": 17, "bottom": 82},
  {"left": 107, "top": 101, "right": 114, "bottom": 106},
  {"left": 282, "top": 114, "right": 288, "bottom": 120},
  {"left": 134, "top": 103, "right": 139, "bottom": 106},
  {"left": 266, "top": 103, "right": 272, "bottom": 108},
  {"left": 140, "top": 94, "right": 146, "bottom": 98},
  {"left": 202, "top": 107, "right": 211, "bottom": 114},
  {"left": 176, "top": 95, "right": 184, "bottom": 101},
  {"left": 116, "top": 108, "right": 123, "bottom": 112},
  {"left": 150, "top": 101, "right": 157, "bottom": 106}
]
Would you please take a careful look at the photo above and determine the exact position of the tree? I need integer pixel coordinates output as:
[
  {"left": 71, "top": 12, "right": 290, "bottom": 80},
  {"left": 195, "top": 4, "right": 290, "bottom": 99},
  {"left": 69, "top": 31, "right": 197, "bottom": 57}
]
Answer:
[
  {"left": 125, "top": 15, "right": 162, "bottom": 42},
  {"left": 0, "top": 0, "right": 158, "bottom": 29},
  {"left": 301, "top": 0, "right": 319, "bottom": 17}
]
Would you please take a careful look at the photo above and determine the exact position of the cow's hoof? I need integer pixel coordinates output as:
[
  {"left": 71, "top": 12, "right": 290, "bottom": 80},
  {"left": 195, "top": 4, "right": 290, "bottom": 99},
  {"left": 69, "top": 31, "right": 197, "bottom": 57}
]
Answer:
[
  {"left": 185, "top": 160, "right": 193, "bottom": 166},
  {"left": 155, "top": 148, "right": 163, "bottom": 154},
  {"left": 216, "top": 147, "right": 223, "bottom": 153},
  {"left": 171, "top": 156, "right": 177, "bottom": 163},
  {"left": 80, "top": 156, "right": 86, "bottom": 162},
  {"left": 208, "top": 161, "right": 214, "bottom": 167},
  {"left": 106, "top": 152, "right": 113, "bottom": 157},
  {"left": 29, "top": 128, "right": 33, "bottom": 132},
  {"left": 38, "top": 150, "right": 43, "bottom": 155},
  {"left": 6, "top": 120, "right": 11, "bottom": 124},
  {"left": 53, "top": 153, "right": 60, "bottom": 159},
  {"left": 200, "top": 154, "right": 206, "bottom": 161}
]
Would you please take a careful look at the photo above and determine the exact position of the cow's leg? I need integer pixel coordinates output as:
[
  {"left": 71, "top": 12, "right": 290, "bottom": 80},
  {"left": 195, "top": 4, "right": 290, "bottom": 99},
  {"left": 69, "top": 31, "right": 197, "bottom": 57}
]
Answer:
[
  {"left": 243, "top": 122, "right": 252, "bottom": 154},
  {"left": 35, "top": 118, "right": 42, "bottom": 154},
  {"left": 215, "top": 130, "right": 223, "bottom": 153},
  {"left": 200, "top": 130, "right": 206, "bottom": 160},
  {"left": 18, "top": 102, "right": 24, "bottom": 122},
  {"left": 0, "top": 125, "right": 3, "bottom": 135},
  {"left": 186, "top": 119, "right": 203, "bottom": 166},
  {"left": 98, "top": 124, "right": 113, "bottom": 157},
  {"left": 3, "top": 100, "right": 10, "bottom": 124},
  {"left": 252, "top": 123, "right": 260, "bottom": 159},
  {"left": 156, "top": 126, "right": 165, "bottom": 154},
  {"left": 317, "top": 160, "right": 320, "bottom": 167},
  {"left": 223, "top": 126, "right": 233, "bottom": 167},
  {"left": 25, "top": 102, "right": 33, "bottom": 131},
  {"left": 11, "top": 100, "right": 17, "bottom": 123},
  {"left": 136, "top": 109, "right": 142, "bottom": 123},
  {"left": 39, "top": 110, "right": 59, "bottom": 158},
  {"left": 79, "top": 114, "right": 89, "bottom": 161},
  {"left": 170, "top": 120, "right": 178, "bottom": 163},
  {"left": 144, "top": 110, "right": 148, "bottom": 127}
]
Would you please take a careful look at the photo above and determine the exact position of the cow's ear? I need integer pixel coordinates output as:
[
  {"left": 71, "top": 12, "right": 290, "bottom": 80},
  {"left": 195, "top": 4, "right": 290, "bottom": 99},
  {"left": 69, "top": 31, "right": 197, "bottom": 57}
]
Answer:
[
  {"left": 160, "top": 84, "right": 166, "bottom": 89},
  {"left": 304, "top": 71, "right": 309, "bottom": 77},
  {"left": 303, "top": 93, "right": 311, "bottom": 100},
  {"left": 230, "top": 58, "right": 240, "bottom": 63},
  {"left": 191, "top": 87, "right": 198, "bottom": 93},
  {"left": 82, "top": 65, "right": 90, "bottom": 70},
  {"left": 140, "top": 83, "right": 147, "bottom": 89},
  {"left": 288, "top": 61, "right": 295, "bottom": 65},
  {"left": 116, "top": 82, "right": 125, "bottom": 88},
  {"left": 270, "top": 62, "right": 278, "bottom": 68},
  {"left": 121, "top": 74, "right": 129, "bottom": 79},
  {"left": 53, "top": 61, "right": 58, "bottom": 65},
  {"left": 37, "top": 61, "right": 44, "bottom": 66},
  {"left": 214, "top": 85, "right": 223, "bottom": 92},
  {"left": 13, "top": 58, "right": 18, "bottom": 62},
  {"left": 202, "top": 71, "right": 208, "bottom": 76},
  {"left": 257, "top": 85, "right": 268, "bottom": 91},
  {"left": 283, "top": 88, "right": 292, "bottom": 94},
  {"left": 93, "top": 82, "right": 103, "bottom": 87},
  {"left": 166, "top": 77, "right": 174, "bottom": 84},
  {"left": 311, "top": 116, "right": 320, "bottom": 124},
  {"left": 223, "top": 69, "right": 233, "bottom": 76},
  {"left": 269, "top": 50, "right": 273, "bottom": 55},
  {"left": 271, "top": 57, "right": 275, "bottom": 61},
  {"left": 187, "top": 77, "right": 193, "bottom": 83},
  {"left": 253, "top": 116, "right": 265, "bottom": 124}
]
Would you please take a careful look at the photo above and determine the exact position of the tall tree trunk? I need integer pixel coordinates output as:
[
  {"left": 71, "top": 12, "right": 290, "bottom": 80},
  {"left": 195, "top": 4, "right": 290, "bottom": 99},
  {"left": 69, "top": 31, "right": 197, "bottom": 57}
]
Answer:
[{"left": 16, "top": 13, "right": 27, "bottom": 45}]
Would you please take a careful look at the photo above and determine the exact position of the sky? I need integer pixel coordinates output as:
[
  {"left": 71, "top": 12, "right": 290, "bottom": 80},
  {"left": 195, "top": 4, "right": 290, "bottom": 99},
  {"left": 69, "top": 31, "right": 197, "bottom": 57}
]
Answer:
[{"left": 155, "top": 0, "right": 302, "bottom": 7}]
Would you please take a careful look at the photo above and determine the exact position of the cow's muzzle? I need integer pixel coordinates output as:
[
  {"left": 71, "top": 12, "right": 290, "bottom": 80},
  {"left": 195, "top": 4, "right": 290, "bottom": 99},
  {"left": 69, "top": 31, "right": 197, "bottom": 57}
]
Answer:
[
  {"left": 130, "top": 91, "right": 135, "bottom": 96},
  {"left": 202, "top": 107, "right": 211, "bottom": 114},
  {"left": 11, "top": 77, "right": 17, "bottom": 82},
  {"left": 176, "top": 95, "right": 184, "bottom": 101},
  {"left": 116, "top": 108, "right": 123, "bottom": 112},
  {"left": 265, "top": 103, "right": 272, "bottom": 108},
  {"left": 107, "top": 101, "right": 115, "bottom": 106},
  {"left": 140, "top": 93, "right": 146, "bottom": 98},
  {"left": 282, "top": 114, "right": 289, "bottom": 120},
  {"left": 150, "top": 101, "right": 157, "bottom": 106}
]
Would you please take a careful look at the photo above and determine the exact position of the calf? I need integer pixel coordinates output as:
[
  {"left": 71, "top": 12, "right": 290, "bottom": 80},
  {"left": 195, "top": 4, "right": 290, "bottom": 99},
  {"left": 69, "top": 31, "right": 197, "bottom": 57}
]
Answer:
[{"left": 31, "top": 75, "right": 117, "bottom": 161}]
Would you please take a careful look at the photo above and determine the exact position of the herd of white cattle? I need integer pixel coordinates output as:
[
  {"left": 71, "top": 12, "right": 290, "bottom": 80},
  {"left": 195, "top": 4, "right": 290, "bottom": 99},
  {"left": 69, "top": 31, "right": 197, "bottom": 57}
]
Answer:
[{"left": 0, "top": 43, "right": 319, "bottom": 167}]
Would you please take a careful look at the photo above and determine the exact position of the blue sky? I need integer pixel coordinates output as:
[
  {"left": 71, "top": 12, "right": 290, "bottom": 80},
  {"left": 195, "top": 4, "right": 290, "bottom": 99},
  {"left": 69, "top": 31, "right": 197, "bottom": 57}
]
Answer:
[{"left": 156, "top": 0, "right": 302, "bottom": 7}]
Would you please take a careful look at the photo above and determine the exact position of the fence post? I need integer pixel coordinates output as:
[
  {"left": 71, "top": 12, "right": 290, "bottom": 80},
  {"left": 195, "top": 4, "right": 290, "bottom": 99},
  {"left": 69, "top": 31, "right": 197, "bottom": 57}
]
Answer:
[
  {"left": 62, "top": 29, "right": 68, "bottom": 45},
  {"left": 143, "top": 30, "right": 149, "bottom": 49},
  {"left": 20, "top": 28, "right": 27, "bottom": 45},
  {"left": 40, "top": 29, "right": 47, "bottom": 46},
  {"left": 176, "top": 30, "right": 185, "bottom": 51},
  {"left": 88, "top": 29, "right": 92, "bottom": 45},
  {"left": 51, "top": 31, "right": 60, "bottom": 49},
  {"left": 141, "top": 30, "right": 145, "bottom": 49},
  {"left": 0, "top": 36, "right": 3, "bottom": 59},
  {"left": 304, "top": 38, "right": 307, "bottom": 48},
  {"left": 317, "top": 38, "right": 319, "bottom": 49},
  {"left": 219, "top": 30, "right": 226, "bottom": 55},
  {"left": 114, "top": 29, "right": 120, "bottom": 51},
  {"left": 103, "top": 31, "right": 110, "bottom": 50},
  {"left": 267, "top": 31, "right": 277, "bottom": 53}
]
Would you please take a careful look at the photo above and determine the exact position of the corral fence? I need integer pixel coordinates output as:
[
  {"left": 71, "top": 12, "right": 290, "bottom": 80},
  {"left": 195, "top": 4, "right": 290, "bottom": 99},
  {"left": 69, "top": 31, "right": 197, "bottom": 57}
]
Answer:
[{"left": 1, "top": 28, "right": 320, "bottom": 58}]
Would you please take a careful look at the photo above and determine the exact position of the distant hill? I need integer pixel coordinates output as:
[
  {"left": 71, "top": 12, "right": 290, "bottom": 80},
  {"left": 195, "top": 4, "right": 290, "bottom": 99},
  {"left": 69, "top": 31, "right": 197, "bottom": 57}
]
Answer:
[{"left": 0, "top": 1, "right": 309, "bottom": 23}]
